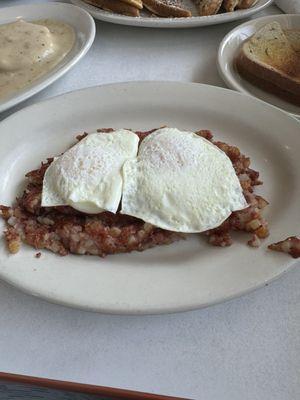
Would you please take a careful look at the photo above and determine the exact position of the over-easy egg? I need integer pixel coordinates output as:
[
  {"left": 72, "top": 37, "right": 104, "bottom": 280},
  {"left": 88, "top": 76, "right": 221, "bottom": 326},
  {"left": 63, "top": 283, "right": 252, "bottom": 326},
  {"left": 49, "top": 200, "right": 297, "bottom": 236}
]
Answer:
[
  {"left": 121, "top": 127, "right": 248, "bottom": 233},
  {"left": 42, "top": 130, "right": 139, "bottom": 214}
]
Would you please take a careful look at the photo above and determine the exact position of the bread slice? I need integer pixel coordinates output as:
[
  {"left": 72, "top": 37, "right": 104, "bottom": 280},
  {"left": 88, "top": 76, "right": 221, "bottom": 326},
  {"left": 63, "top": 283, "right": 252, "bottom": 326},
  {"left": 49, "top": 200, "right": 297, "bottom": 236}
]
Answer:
[
  {"left": 285, "top": 29, "right": 300, "bottom": 53},
  {"left": 142, "top": 0, "right": 192, "bottom": 17},
  {"left": 83, "top": 0, "right": 140, "bottom": 16},
  {"left": 236, "top": 22, "right": 300, "bottom": 106}
]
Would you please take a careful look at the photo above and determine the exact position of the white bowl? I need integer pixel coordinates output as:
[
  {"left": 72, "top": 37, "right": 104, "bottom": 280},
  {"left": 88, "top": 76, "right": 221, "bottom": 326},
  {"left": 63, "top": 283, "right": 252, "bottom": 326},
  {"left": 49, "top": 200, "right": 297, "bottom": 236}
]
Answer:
[{"left": 0, "top": 2, "right": 96, "bottom": 113}]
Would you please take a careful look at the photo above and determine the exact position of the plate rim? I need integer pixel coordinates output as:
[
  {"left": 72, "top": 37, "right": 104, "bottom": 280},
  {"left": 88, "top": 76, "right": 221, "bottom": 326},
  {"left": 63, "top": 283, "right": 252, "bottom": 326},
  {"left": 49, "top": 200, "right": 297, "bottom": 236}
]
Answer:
[
  {"left": 0, "top": 264, "right": 296, "bottom": 315},
  {"left": 0, "top": 81, "right": 299, "bottom": 315},
  {"left": 70, "top": 0, "right": 273, "bottom": 28},
  {"left": 0, "top": 2, "right": 96, "bottom": 114},
  {"left": 217, "top": 13, "right": 300, "bottom": 119},
  {"left": 1, "top": 79, "right": 298, "bottom": 127}
]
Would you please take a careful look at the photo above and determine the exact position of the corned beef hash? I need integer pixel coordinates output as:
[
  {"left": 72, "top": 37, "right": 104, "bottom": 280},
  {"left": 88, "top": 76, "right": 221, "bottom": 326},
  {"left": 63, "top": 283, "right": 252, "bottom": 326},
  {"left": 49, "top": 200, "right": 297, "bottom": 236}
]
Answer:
[{"left": 0, "top": 127, "right": 298, "bottom": 258}]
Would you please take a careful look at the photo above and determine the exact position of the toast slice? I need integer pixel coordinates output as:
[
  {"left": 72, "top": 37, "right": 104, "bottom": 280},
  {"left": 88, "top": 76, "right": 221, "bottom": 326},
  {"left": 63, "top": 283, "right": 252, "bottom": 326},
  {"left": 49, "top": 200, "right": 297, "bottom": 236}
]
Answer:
[
  {"left": 83, "top": 0, "right": 140, "bottom": 16},
  {"left": 285, "top": 29, "right": 300, "bottom": 53},
  {"left": 142, "top": 0, "right": 192, "bottom": 17},
  {"left": 236, "top": 22, "right": 300, "bottom": 105}
]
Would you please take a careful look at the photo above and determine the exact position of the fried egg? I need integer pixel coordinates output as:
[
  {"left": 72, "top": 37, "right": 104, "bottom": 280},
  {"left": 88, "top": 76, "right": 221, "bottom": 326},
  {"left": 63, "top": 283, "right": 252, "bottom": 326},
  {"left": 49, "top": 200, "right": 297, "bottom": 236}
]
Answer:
[
  {"left": 42, "top": 130, "right": 139, "bottom": 214},
  {"left": 121, "top": 127, "right": 248, "bottom": 233}
]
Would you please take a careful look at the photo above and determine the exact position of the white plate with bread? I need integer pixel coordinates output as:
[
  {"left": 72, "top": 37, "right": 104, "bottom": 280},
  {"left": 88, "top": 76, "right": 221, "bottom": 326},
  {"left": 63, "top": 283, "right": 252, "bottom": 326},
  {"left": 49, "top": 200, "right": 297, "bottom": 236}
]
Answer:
[
  {"left": 218, "top": 14, "right": 300, "bottom": 118},
  {"left": 70, "top": 0, "right": 273, "bottom": 28}
]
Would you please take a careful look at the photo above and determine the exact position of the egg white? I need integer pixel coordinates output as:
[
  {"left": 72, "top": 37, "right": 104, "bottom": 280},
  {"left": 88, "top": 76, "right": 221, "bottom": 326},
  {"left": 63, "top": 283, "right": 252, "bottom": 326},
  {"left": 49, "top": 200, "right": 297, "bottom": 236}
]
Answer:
[
  {"left": 42, "top": 130, "right": 139, "bottom": 214},
  {"left": 121, "top": 127, "right": 248, "bottom": 233}
]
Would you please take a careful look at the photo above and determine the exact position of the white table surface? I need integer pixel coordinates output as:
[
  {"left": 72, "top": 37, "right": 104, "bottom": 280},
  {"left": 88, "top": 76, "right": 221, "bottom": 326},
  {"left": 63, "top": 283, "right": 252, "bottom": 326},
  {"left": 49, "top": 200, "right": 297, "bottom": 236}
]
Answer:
[{"left": 1, "top": 1, "right": 300, "bottom": 399}]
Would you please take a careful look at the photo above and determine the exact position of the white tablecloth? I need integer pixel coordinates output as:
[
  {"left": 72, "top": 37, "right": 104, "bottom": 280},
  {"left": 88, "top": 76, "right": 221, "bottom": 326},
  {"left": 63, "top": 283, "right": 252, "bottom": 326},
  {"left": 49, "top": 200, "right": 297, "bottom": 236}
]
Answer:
[{"left": 1, "top": 1, "right": 300, "bottom": 399}]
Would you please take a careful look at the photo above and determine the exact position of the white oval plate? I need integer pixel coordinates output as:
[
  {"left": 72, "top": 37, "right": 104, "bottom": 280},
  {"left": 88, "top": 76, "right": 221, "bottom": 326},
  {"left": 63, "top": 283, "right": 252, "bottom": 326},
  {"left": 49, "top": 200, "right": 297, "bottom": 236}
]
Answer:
[
  {"left": 0, "top": 81, "right": 299, "bottom": 314},
  {"left": 70, "top": 0, "right": 273, "bottom": 29},
  {"left": 218, "top": 14, "right": 300, "bottom": 118},
  {"left": 0, "top": 3, "right": 95, "bottom": 113}
]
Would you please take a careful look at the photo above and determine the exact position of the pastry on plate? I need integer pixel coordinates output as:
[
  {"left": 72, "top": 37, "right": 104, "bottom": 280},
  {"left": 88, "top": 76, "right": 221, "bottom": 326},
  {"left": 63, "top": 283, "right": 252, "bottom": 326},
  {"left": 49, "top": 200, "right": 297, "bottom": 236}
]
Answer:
[
  {"left": 83, "top": 0, "right": 260, "bottom": 18},
  {"left": 142, "top": 0, "right": 192, "bottom": 17}
]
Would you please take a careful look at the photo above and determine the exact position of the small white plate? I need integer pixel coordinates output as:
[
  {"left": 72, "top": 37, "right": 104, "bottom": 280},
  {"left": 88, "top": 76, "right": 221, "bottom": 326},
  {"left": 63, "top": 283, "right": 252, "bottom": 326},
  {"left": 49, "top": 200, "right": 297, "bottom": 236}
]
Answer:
[
  {"left": 0, "top": 81, "right": 299, "bottom": 314},
  {"left": 70, "top": 0, "right": 273, "bottom": 29},
  {"left": 0, "top": 3, "right": 95, "bottom": 113},
  {"left": 218, "top": 14, "right": 300, "bottom": 118}
]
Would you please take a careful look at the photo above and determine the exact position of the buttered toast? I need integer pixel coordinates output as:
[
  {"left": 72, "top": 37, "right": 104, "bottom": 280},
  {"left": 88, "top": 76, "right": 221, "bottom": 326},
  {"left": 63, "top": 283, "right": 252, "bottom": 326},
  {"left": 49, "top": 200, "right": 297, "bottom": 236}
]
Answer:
[
  {"left": 236, "top": 22, "right": 300, "bottom": 105},
  {"left": 285, "top": 29, "right": 300, "bottom": 54}
]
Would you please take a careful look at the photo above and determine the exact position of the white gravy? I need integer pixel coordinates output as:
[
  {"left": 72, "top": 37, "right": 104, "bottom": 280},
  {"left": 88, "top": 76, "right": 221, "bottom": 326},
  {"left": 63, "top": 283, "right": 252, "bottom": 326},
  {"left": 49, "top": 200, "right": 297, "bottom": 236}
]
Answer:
[{"left": 0, "top": 19, "right": 75, "bottom": 100}]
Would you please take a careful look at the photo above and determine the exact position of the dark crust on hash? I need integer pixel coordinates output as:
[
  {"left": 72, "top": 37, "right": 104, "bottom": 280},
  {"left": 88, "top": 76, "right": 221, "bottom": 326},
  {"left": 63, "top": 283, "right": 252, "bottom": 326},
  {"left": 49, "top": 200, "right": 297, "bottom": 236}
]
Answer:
[{"left": 0, "top": 127, "right": 269, "bottom": 257}]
